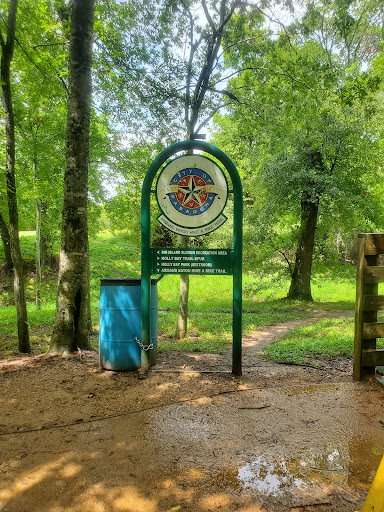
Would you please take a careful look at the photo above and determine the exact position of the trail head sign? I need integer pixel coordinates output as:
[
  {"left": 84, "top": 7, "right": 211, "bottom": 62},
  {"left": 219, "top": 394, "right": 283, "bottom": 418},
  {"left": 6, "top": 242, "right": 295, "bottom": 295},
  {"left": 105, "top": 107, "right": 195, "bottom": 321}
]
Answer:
[
  {"left": 153, "top": 248, "right": 233, "bottom": 275},
  {"left": 156, "top": 155, "right": 228, "bottom": 236},
  {"left": 141, "top": 140, "right": 243, "bottom": 375}
]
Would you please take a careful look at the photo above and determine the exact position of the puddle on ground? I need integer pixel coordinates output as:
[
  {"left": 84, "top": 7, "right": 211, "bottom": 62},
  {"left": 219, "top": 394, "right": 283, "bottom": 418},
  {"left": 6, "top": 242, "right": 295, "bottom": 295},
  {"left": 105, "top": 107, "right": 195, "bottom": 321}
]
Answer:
[
  {"left": 1, "top": 382, "right": 383, "bottom": 511},
  {"left": 142, "top": 382, "right": 384, "bottom": 499},
  {"left": 236, "top": 437, "right": 382, "bottom": 498}
]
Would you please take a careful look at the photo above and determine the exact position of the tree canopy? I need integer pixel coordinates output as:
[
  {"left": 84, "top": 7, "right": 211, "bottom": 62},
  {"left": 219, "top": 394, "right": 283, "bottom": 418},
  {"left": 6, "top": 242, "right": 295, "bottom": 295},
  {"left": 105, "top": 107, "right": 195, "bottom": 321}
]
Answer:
[
  {"left": 0, "top": 0, "right": 384, "bottom": 351},
  {"left": 213, "top": 0, "right": 384, "bottom": 299}
]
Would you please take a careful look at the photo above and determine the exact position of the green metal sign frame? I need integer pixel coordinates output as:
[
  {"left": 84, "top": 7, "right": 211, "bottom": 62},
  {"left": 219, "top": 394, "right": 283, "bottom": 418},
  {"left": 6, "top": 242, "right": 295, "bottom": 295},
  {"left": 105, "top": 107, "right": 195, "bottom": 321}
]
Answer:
[{"left": 141, "top": 140, "right": 243, "bottom": 375}]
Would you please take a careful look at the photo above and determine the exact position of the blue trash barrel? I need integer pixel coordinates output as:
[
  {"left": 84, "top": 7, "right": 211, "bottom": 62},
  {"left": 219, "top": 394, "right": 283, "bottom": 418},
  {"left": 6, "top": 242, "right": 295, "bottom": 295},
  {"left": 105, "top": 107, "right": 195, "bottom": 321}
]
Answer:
[{"left": 99, "top": 278, "right": 158, "bottom": 370}]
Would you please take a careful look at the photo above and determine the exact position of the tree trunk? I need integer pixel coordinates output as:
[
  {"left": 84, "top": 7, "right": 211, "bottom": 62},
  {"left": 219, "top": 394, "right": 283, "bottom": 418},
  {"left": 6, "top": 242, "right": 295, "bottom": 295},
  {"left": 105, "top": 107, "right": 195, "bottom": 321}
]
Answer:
[
  {"left": 35, "top": 197, "right": 42, "bottom": 310},
  {"left": 174, "top": 0, "right": 240, "bottom": 339},
  {"left": 33, "top": 144, "right": 42, "bottom": 310},
  {"left": 287, "top": 194, "right": 319, "bottom": 301},
  {"left": 50, "top": 0, "right": 94, "bottom": 354},
  {"left": 0, "top": 0, "right": 30, "bottom": 352},
  {"left": 40, "top": 199, "right": 51, "bottom": 274},
  {"left": 0, "top": 212, "right": 13, "bottom": 272},
  {"left": 175, "top": 106, "right": 193, "bottom": 340},
  {"left": 175, "top": 116, "right": 192, "bottom": 339},
  {"left": 176, "top": 236, "right": 189, "bottom": 339}
]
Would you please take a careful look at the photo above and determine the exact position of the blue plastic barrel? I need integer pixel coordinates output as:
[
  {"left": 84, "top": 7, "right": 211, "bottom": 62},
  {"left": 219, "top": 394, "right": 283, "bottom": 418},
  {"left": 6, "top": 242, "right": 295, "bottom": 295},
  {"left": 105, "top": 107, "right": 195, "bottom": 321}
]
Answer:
[{"left": 99, "top": 278, "right": 158, "bottom": 370}]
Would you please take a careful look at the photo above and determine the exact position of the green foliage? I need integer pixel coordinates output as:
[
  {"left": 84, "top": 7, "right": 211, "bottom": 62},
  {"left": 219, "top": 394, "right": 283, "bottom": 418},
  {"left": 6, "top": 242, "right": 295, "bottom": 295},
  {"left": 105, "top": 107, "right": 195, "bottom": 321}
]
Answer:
[
  {"left": 93, "top": 0, "right": 265, "bottom": 142},
  {"left": 213, "top": 0, "right": 384, "bottom": 291},
  {"left": 0, "top": 0, "right": 118, "bottom": 240},
  {"left": 0, "top": 230, "right": 357, "bottom": 358},
  {"left": 93, "top": 0, "right": 188, "bottom": 140},
  {"left": 297, "top": 0, "right": 384, "bottom": 65},
  {"left": 7, "top": 0, "right": 68, "bottom": 232},
  {"left": 104, "top": 141, "right": 165, "bottom": 232}
]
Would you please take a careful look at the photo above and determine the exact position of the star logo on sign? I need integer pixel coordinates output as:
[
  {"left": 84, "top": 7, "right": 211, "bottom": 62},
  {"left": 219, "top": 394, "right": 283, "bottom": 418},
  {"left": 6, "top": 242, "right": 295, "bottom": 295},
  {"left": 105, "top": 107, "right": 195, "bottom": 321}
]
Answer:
[{"left": 177, "top": 175, "right": 208, "bottom": 208}]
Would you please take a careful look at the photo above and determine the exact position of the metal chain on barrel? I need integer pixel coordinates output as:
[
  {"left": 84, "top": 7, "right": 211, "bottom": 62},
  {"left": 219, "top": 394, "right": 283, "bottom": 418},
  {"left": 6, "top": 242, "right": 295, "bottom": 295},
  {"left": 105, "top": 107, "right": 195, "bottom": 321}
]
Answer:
[{"left": 133, "top": 335, "right": 153, "bottom": 352}]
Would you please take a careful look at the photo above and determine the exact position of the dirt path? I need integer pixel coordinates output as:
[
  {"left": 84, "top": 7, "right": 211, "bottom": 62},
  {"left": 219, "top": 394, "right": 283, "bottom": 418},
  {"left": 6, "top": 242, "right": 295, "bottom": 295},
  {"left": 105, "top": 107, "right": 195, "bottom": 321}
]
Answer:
[
  {"left": 0, "top": 310, "right": 383, "bottom": 512},
  {"left": 155, "top": 309, "right": 356, "bottom": 379}
]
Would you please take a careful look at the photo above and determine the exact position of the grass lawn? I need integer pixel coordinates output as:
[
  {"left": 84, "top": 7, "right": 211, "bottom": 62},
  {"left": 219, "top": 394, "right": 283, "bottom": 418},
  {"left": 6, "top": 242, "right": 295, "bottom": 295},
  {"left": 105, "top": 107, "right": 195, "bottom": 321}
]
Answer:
[
  {"left": 265, "top": 315, "right": 384, "bottom": 366},
  {"left": 0, "top": 230, "right": 358, "bottom": 361},
  {"left": 265, "top": 317, "right": 355, "bottom": 365}
]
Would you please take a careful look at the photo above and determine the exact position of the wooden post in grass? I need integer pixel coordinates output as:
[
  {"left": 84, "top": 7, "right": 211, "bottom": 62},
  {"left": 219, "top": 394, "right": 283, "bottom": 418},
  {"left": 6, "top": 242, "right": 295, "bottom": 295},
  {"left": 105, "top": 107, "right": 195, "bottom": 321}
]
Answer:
[{"left": 353, "top": 233, "right": 384, "bottom": 380}]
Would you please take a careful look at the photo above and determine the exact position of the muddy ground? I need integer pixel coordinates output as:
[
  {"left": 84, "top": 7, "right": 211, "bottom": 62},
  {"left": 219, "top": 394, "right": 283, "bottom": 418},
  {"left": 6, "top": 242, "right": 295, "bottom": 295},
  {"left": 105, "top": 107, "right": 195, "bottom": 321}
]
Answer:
[{"left": 0, "top": 310, "right": 383, "bottom": 512}]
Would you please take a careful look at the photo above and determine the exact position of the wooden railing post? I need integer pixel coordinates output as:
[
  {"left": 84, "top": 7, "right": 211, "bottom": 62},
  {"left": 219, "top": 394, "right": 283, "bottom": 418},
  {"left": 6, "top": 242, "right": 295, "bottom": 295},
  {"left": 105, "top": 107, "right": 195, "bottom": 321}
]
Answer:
[
  {"left": 353, "top": 233, "right": 384, "bottom": 380},
  {"left": 353, "top": 236, "right": 366, "bottom": 380}
]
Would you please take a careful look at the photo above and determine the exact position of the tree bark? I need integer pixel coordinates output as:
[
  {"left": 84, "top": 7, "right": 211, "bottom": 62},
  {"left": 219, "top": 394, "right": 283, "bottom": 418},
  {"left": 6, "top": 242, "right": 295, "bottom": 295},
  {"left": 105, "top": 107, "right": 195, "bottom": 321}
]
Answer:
[
  {"left": 287, "top": 194, "right": 319, "bottom": 301},
  {"left": 35, "top": 197, "right": 42, "bottom": 310},
  {"left": 40, "top": 199, "right": 52, "bottom": 274},
  {"left": 176, "top": 237, "right": 189, "bottom": 339},
  {"left": 0, "top": 0, "right": 30, "bottom": 352},
  {"left": 32, "top": 140, "right": 42, "bottom": 310},
  {"left": 0, "top": 212, "right": 13, "bottom": 272},
  {"left": 50, "top": 0, "right": 94, "bottom": 354}
]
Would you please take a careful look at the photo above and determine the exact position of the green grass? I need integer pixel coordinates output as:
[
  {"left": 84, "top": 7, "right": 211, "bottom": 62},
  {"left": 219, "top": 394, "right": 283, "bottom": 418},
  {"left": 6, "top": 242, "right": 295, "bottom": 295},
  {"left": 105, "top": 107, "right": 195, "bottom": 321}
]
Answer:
[
  {"left": 90, "top": 231, "right": 141, "bottom": 281},
  {"left": 265, "top": 317, "right": 384, "bottom": 366},
  {"left": 265, "top": 317, "right": 354, "bottom": 365},
  {"left": 0, "top": 230, "right": 358, "bottom": 359},
  {"left": 156, "top": 308, "right": 308, "bottom": 354},
  {"left": 0, "top": 303, "right": 55, "bottom": 356}
]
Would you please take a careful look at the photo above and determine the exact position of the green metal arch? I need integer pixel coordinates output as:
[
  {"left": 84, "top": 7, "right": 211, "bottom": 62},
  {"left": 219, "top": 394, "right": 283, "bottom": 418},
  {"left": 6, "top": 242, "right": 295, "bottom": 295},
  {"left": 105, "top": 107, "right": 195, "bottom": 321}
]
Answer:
[{"left": 141, "top": 140, "right": 243, "bottom": 374}]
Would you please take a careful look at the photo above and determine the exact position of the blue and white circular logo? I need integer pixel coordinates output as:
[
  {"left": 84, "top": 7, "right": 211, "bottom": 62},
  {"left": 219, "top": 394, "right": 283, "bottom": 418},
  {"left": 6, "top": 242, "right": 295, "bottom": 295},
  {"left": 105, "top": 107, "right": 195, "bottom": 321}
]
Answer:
[{"left": 156, "top": 155, "right": 228, "bottom": 236}]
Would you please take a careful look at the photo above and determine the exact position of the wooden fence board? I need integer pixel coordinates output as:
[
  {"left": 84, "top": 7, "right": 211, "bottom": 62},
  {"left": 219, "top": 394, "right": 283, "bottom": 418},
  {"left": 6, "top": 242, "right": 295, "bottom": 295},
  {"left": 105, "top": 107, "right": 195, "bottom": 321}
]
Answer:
[
  {"left": 354, "top": 234, "right": 384, "bottom": 380},
  {"left": 364, "top": 267, "right": 384, "bottom": 283},
  {"left": 353, "top": 237, "right": 366, "bottom": 380},
  {"left": 364, "top": 235, "right": 384, "bottom": 255},
  {"left": 363, "top": 322, "right": 384, "bottom": 339},
  {"left": 363, "top": 295, "right": 384, "bottom": 311},
  {"left": 361, "top": 349, "right": 384, "bottom": 367}
]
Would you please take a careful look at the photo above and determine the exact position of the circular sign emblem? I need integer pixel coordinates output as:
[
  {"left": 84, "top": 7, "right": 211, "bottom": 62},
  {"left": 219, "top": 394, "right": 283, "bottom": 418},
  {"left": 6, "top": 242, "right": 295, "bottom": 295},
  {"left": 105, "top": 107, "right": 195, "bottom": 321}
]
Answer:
[{"left": 156, "top": 155, "right": 228, "bottom": 236}]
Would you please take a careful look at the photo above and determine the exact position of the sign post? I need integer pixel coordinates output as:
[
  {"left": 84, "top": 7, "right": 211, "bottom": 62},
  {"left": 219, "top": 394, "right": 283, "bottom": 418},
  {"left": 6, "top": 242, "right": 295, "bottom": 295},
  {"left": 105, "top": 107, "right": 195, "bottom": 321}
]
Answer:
[{"left": 141, "top": 140, "right": 243, "bottom": 375}]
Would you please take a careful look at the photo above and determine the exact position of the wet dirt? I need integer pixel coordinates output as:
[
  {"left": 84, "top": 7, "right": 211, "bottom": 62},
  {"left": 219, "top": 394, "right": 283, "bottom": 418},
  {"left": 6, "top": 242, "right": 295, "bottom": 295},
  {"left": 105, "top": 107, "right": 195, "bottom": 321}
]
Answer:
[{"left": 0, "top": 310, "right": 383, "bottom": 512}]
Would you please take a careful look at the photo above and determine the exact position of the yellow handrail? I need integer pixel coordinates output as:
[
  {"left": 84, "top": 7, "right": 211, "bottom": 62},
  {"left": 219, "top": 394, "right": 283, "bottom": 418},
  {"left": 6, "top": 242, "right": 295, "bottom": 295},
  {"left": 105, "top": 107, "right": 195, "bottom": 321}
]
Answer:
[{"left": 356, "top": 454, "right": 384, "bottom": 512}]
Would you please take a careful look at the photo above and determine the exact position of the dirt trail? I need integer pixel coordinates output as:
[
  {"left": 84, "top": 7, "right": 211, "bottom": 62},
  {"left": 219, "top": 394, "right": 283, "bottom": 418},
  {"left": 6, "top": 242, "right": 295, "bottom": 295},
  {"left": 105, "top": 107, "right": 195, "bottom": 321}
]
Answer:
[
  {"left": 155, "top": 309, "right": 356, "bottom": 379},
  {"left": 0, "top": 310, "right": 383, "bottom": 512},
  {"left": 242, "top": 309, "right": 355, "bottom": 351}
]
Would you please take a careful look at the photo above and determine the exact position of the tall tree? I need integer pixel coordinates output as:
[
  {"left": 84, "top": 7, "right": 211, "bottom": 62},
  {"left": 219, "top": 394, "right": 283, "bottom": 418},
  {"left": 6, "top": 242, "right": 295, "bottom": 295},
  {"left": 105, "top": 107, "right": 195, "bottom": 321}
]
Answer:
[
  {"left": 50, "top": 0, "right": 95, "bottom": 354},
  {"left": 176, "top": 0, "right": 249, "bottom": 338},
  {"left": 215, "top": 0, "right": 384, "bottom": 300},
  {"left": 13, "top": 0, "right": 69, "bottom": 307},
  {"left": 0, "top": 212, "right": 12, "bottom": 272},
  {"left": 287, "top": 0, "right": 383, "bottom": 299},
  {"left": 94, "top": 0, "right": 255, "bottom": 338},
  {"left": 0, "top": 0, "right": 30, "bottom": 352}
]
